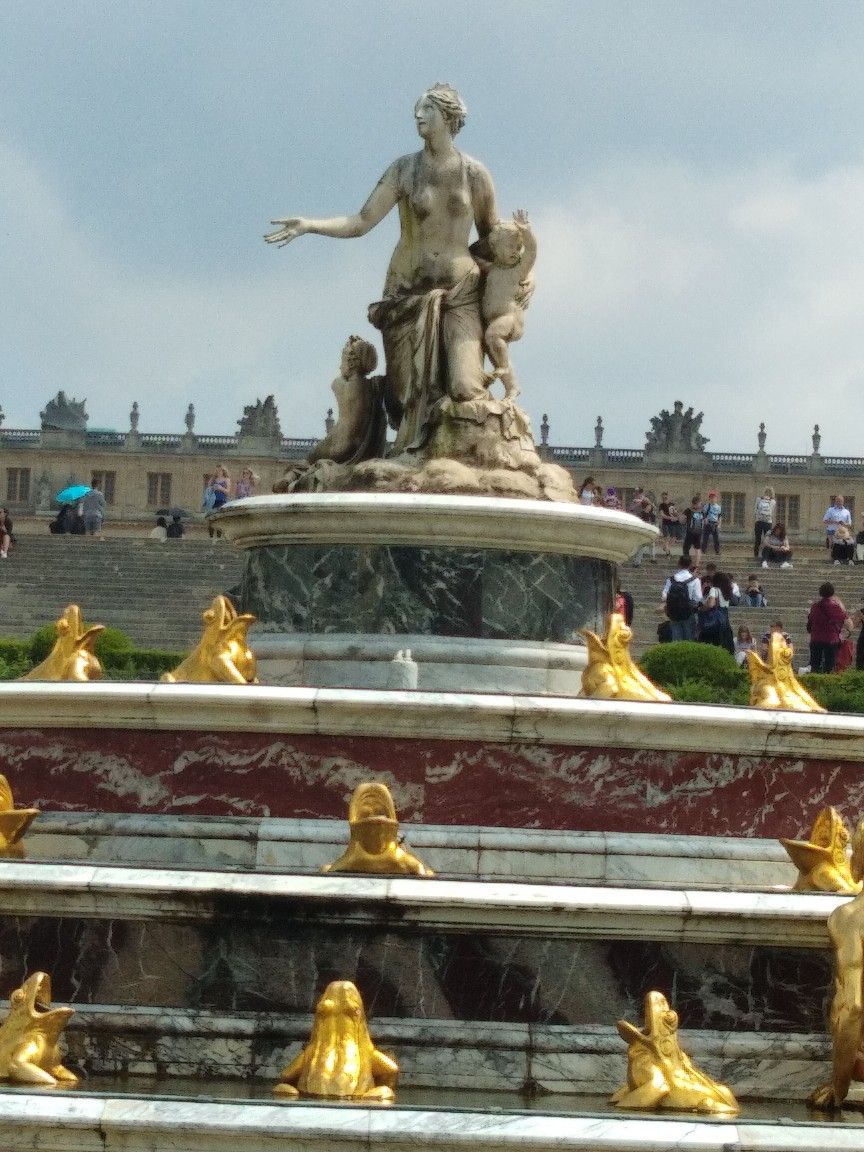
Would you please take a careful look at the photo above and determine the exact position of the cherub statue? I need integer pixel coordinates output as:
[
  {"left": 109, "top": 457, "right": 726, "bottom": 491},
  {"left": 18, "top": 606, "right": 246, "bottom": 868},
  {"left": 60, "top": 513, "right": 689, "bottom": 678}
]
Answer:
[
  {"left": 0, "top": 972, "right": 77, "bottom": 1087},
  {"left": 480, "top": 209, "right": 537, "bottom": 399},
  {"left": 307, "top": 336, "right": 386, "bottom": 465},
  {"left": 780, "top": 806, "right": 864, "bottom": 894},
  {"left": 274, "top": 981, "right": 398, "bottom": 1100},
  {"left": 323, "top": 781, "right": 433, "bottom": 876},
  {"left": 745, "top": 631, "right": 824, "bottom": 712},
  {"left": 19, "top": 605, "right": 103, "bottom": 683},
  {"left": 612, "top": 991, "right": 738, "bottom": 1113},
  {"left": 160, "top": 595, "right": 258, "bottom": 684},
  {"left": 579, "top": 613, "right": 671, "bottom": 703}
]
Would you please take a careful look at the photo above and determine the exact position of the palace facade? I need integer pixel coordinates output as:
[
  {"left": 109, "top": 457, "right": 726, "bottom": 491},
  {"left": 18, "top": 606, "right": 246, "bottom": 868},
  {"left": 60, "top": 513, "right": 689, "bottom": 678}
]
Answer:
[{"left": 1, "top": 393, "right": 860, "bottom": 541}]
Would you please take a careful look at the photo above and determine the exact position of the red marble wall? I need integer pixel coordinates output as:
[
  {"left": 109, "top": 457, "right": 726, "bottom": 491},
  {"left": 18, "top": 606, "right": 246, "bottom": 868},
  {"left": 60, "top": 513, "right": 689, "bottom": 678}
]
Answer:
[{"left": 1, "top": 727, "right": 861, "bottom": 837}]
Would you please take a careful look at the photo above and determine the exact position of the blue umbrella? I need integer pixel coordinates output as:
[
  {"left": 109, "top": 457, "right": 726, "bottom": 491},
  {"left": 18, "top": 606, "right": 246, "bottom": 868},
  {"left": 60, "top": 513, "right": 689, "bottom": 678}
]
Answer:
[{"left": 56, "top": 484, "right": 91, "bottom": 504}]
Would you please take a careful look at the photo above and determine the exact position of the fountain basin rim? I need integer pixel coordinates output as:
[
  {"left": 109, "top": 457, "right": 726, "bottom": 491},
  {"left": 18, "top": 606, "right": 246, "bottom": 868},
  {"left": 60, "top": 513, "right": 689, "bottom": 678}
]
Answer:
[
  {"left": 213, "top": 492, "right": 657, "bottom": 560},
  {"left": 0, "top": 681, "right": 861, "bottom": 763}
]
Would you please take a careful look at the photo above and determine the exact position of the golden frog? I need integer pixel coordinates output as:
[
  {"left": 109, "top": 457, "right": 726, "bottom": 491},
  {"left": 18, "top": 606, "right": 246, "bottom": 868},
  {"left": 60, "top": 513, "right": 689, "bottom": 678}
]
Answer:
[
  {"left": 0, "top": 972, "right": 77, "bottom": 1087},
  {"left": 161, "top": 595, "right": 258, "bottom": 684},
  {"left": 611, "top": 991, "right": 738, "bottom": 1114},
  {"left": 323, "top": 782, "right": 433, "bottom": 876},
  {"left": 746, "top": 631, "right": 824, "bottom": 712},
  {"left": 274, "top": 981, "right": 397, "bottom": 1100},
  {"left": 19, "top": 605, "right": 103, "bottom": 682},
  {"left": 781, "top": 806, "right": 863, "bottom": 894},
  {"left": 0, "top": 775, "right": 38, "bottom": 857},
  {"left": 580, "top": 613, "right": 670, "bottom": 703}
]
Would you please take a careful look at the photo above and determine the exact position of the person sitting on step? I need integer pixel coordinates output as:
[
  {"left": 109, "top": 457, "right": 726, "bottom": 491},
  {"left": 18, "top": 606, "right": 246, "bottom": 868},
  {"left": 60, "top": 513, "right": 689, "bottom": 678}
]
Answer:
[
  {"left": 761, "top": 522, "right": 793, "bottom": 569},
  {"left": 831, "top": 523, "right": 855, "bottom": 566}
]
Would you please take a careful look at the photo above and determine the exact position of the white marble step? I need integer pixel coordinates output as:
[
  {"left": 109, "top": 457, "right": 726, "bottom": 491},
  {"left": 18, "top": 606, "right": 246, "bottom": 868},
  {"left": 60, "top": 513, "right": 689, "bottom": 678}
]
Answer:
[
  {"left": 26, "top": 812, "right": 798, "bottom": 889},
  {"left": 60, "top": 1006, "right": 831, "bottom": 1101},
  {"left": 0, "top": 1092, "right": 860, "bottom": 1152},
  {"left": 0, "top": 860, "right": 842, "bottom": 945}
]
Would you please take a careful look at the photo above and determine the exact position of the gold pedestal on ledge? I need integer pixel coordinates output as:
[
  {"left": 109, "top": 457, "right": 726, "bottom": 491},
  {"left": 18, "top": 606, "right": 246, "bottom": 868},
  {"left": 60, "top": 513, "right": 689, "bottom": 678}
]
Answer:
[
  {"left": 273, "top": 981, "right": 397, "bottom": 1101},
  {"left": 746, "top": 632, "right": 824, "bottom": 712},
  {"left": 580, "top": 614, "right": 670, "bottom": 703},
  {"left": 18, "top": 605, "right": 103, "bottom": 682},
  {"left": 0, "top": 973, "right": 77, "bottom": 1087},
  {"left": 780, "top": 806, "right": 863, "bottom": 894},
  {"left": 323, "top": 782, "right": 433, "bottom": 876},
  {"left": 611, "top": 991, "right": 738, "bottom": 1114},
  {"left": 161, "top": 595, "right": 258, "bottom": 684}
]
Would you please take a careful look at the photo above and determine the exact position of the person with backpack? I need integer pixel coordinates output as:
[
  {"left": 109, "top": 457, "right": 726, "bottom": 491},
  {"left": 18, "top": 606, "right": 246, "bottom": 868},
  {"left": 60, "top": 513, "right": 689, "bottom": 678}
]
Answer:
[
  {"left": 753, "top": 486, "right": 776, "bottom": 559},
  {"left": 661, "top": 557, "right": 702, "bottom": 641},
  {"left": 683, "top": 496, "right": 703, "bottom": 563},
  {"left": 698, "top": 571, "right": 735, "bottom": 653},
  {"left": 700, "top": 489, "right": 723, "bottom": 556}
]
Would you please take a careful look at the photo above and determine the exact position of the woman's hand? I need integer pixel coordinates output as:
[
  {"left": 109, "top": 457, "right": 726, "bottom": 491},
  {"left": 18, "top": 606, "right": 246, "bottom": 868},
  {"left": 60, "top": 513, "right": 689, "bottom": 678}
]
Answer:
[{"left": 264, "top": 217, "right": 309, "bottom": 246}]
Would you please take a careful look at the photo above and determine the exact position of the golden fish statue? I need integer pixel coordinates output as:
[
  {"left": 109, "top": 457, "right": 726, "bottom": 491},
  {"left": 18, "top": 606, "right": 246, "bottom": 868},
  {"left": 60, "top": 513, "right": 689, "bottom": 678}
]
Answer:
[
  {"left": 580, "top": 613, "right": 670, "bottom": 703},
  {"left": 780, "top": 807, "right": 864, "bottom": 894},
  {"left": 746, "top": 632, "right": 824, "bottom": 712},
  {"left": 0, "top": 776, "right": 38, "bottom": 857},
  {"left": 19, "top": 605, "right": 103, "bottom": 683},
  {"left": 323, "top": 782, "right": 433, "bottom": 876},
  {"left": 161, "top": 595, "right": 258, "bottom": 684},
  {"left": 810, "top": 888, "right": 864, "bottom": 1110},
  {"left": 0, "top": 972, "right": 77, "bottom": 1087},
  {"left": 611, "top": 991, "right": 738, "bottom": 1114},
  {"left": 274, "top": 981, "right": 398, "bottom": 1101}
]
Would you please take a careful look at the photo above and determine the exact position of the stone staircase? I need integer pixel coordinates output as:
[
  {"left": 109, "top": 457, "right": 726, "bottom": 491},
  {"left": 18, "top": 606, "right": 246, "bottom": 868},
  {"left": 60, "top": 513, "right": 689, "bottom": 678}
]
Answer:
[
  {"left": 621, "top": 543, "right": 864, "bottom": 658},
  {"left": 0, "top": 536, "right": 245, "bottom": 650}
]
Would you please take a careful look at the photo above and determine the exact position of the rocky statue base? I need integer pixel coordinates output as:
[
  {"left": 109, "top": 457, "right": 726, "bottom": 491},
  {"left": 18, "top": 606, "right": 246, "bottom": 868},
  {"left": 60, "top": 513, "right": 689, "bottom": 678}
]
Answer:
[{"left": 276, "top": 397, "right": 576, "bottom": 503}]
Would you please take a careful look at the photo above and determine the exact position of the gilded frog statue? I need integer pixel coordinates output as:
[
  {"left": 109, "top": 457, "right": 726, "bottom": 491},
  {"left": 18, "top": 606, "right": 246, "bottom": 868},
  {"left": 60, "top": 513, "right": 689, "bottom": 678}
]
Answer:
[
  {"left": 274, "top": 981, "right": 398, "bottom": 1101},
  {"left": 580, "top": 613, "right": 670, "bottom": 703},
  {"left": 611, "top": 991, "right": 738, "bottom": 1114},
  {"left": 161, "top": 595, "right": 258, "bottom": 684},
  {"left": 0, "top": 973, "right": 77, "bottom": 1087},
  {"left": 19, "top": 605, "right": 103, "bottom": 682},
  {"left": 323, "top": 782, "right": 433, "bottom": 876}
]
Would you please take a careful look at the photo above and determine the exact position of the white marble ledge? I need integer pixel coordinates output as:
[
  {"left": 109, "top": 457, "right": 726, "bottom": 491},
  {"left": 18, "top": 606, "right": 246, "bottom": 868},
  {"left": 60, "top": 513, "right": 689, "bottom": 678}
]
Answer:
[
  {"left": 0, "top": 861, "right": 842, "bottom": 945},
  {"left": 0, "top": 1094, "right": 862, "bottom": 1152},
  {"left": 2, "top": 681, "right": 864, "bottom": 764},
  {"left": 215, "top": 491, "right": 658, "bottom": 563},
  {"left": 27, "top": 814, "right": 795, "bottom": 889}
]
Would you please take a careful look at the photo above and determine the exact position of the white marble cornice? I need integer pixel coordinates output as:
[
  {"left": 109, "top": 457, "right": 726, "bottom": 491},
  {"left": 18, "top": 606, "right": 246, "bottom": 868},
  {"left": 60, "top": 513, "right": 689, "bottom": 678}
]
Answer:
[
  {"left": 1, "top": 681, "right": 864, "bottom": 764},
  {"left": 214, "top": 492, "right": 657, "bottom": 562}
]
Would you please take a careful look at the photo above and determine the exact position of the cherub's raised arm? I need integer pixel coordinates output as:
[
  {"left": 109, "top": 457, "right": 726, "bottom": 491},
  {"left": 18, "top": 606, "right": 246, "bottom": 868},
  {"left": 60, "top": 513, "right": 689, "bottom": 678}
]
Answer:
[{"left": 265, "top": 168, "right": 399, "bottom": 247}]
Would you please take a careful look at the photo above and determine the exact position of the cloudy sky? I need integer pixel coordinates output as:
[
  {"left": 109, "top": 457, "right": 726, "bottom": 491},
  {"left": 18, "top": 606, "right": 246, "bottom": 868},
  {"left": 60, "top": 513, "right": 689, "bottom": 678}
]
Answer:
[{"left": 2, "top": 1, "right": 864, "bottom": 452}]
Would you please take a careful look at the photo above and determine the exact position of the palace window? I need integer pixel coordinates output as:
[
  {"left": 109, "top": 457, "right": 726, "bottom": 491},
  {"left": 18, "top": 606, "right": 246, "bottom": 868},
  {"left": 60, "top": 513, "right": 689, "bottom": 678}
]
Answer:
[
  {"left": 720, "top": 491, "right": 745, "bottom": 528},
  {"left": 146, "top": 472, "right": 172, "bottom": 507},
  {"left": 775, "top": 495, "right": 800, "bottom": 531},
  {"left": 6, "top": 468, "right": 30, "bottom": 504},
  {"left": 90, "top": 471, "right": 116, "bottom": 505}
]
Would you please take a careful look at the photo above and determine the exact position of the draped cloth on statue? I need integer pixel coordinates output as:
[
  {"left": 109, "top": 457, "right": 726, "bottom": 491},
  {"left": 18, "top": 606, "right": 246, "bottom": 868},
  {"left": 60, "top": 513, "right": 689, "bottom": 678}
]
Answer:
[{"left": 368, "top": 267, "right": 487, "bottom": 454}]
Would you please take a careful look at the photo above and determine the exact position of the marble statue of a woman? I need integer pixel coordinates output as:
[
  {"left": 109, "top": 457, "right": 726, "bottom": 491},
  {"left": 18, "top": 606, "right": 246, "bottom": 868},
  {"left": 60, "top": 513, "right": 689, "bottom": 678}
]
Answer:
[
  {"left": 266, "top": 85, "right": 574, "bottom": 502},
  {"left": 267, "top": 84, "right": 493, "bottom": 453}
]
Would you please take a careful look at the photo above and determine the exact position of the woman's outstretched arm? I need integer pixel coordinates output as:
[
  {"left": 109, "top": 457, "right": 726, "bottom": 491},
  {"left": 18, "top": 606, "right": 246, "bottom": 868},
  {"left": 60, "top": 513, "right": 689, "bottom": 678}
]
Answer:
[{"left": 265, "top": 167, "right": 399, "bottom": 247}]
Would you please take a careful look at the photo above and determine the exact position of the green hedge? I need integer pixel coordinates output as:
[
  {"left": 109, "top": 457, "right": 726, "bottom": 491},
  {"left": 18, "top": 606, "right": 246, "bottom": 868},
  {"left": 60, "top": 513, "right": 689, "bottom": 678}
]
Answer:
[
  {"left": 0, "top": 627, "right": 182, "bottom": 682},
  {"left": 639, "top": 642, "right": 745, "bottom": 691},
  {"left": 639, "top": 641, "right": 864, "bottom": 712}
]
